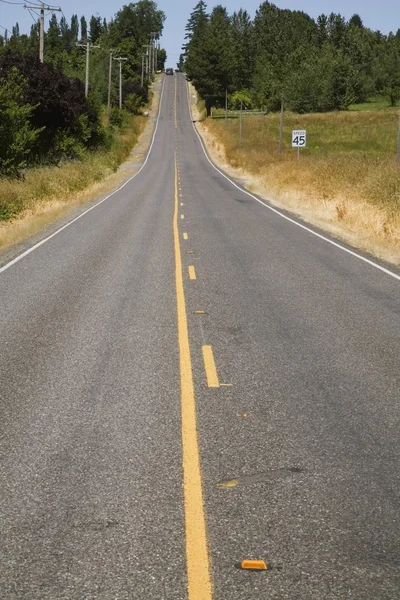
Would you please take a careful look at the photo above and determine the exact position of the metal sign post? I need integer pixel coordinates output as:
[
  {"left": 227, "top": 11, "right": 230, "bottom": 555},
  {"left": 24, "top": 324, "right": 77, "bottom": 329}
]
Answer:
[{"left": 292, "top": 129, "right": 306, "bottom": 159}]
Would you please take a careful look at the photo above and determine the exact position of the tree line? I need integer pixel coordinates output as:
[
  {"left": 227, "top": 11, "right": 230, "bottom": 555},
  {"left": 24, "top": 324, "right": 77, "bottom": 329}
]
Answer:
[
  {"left": 182, "top": 1, "right": 400, "bottom": 114},
  {"left": 0, "top": 1, "right": 167, "bottom": 176}
]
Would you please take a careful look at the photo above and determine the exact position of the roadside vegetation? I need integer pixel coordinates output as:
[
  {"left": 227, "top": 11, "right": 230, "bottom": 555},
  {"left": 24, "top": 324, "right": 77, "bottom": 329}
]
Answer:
[
  {"left": 0, "top": 1, "right": 166, "bottom": 227},
  {"left": 183, "top": 2, "right": 400, "bottom": 264},
  {"left": 202, "top": 110, "right": 400, "bottom": 263},
  {"left": 0, "top": 113, "right": 146, "bottom": 221}
]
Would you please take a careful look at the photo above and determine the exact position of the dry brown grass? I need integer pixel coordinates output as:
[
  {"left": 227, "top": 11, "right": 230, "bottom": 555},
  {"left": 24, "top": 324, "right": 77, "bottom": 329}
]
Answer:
[{"left": 199, "top": 109, "right": 400, "bottom": 265}]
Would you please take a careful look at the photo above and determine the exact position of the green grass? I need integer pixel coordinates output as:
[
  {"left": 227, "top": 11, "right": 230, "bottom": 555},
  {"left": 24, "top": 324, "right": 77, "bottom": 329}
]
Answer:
[{"left": 348, "top": 96, "right": 396, "bottom": 111}]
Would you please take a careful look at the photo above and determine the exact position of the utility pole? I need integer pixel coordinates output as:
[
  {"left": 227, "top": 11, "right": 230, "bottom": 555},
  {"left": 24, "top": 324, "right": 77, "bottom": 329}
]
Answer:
[
  {"left": 39, "top": 6, "right": 44, "bottom": 62},
  {"left": 113, "top": 57, "right": 128, "bottom": 110},
  {"left": 225, "top": 89, "right": 228, "bottom": 120},
  {"left": 279, "top": 98, "right": 284, "bottom": 156},
  {"left": 151, "top": 33, "right": 157, "bottom": 75},
  {"left": 143, "top": 45, "right": 149, "bottom": 77},
  {"left": 141, "top": 54, "right": 145, "bottom": 88},
  {"left": 76, "top": 42, "right": 100, "bottom": 97},
  {"left": 24, "top": 3, "right": 62, "bottom": 63},
  {"left": 148, "top": 35, "right": 153, "bottom": 80},
  {"left": 107, "top": 50, "right": 117, "bottom": 120}
]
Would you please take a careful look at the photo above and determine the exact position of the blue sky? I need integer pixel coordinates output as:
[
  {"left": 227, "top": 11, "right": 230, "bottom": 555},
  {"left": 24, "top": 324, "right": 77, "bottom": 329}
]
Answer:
[{"left": 1, "top": 0, "right": 399, "bottom": 66}]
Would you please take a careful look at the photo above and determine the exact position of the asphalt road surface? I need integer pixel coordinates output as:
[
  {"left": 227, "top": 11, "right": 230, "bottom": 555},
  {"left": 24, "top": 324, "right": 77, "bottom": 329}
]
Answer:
[{"left": 1, "top": 74, "right": 399, "bottom": 600}]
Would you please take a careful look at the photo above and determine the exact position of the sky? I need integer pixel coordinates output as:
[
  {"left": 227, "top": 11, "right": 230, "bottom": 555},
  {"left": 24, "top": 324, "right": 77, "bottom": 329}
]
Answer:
[{"left": 1, "top": 0, "right": 399, "bottom": 67}]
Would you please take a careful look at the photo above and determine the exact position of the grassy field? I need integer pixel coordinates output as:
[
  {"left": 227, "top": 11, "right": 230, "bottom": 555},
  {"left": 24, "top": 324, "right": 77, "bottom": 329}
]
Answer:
[
  {"left": 201, "top": 108, "right": 400, "bottom": 264},
  {"left": 348, "top": 97, "right": 396, "bottom": 111}
]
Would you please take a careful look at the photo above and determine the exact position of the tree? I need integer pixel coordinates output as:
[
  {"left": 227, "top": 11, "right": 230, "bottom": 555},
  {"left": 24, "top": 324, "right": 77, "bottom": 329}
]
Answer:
[
  {"left": 46, "top": 14, "right": 62, "bottom": 56},
  {"left": 183, "top": 0, "right": 208, "bottom": 57},
  {"left": 231, "top": 9, "right": 255, "bottom": 90},
  {"left": 157, "top": 48, "right": 167, "bottom": 70},
  {"left": 0, "top": 68, "right": 43, "bottom": 177},
  {"left": 183, "top": 2, "right": 209, "bottom": 80},
  {"left": 177, "top": 53, "right": 185, "bottom": 71},
  {"left": 349, "top": 14, "right": 363, "bottom": 29},
  {"left": 375, "top": 37, "right": 400, "bottom": 106},
  {"left": 89, "top": 15, "right": 102, "bottom": 43},
  {"left": 188, "top": 6, "right": 235, "bottom": 111},
  {"left": 80, "top": 16, "right": 88, "bottom": 41},
  {"left": 0, "top": 54, "right": 104, "bottom": 163},
  {"left": 11, "top": 23, "right": 20, "bottom": 39},
  {"left": 70, "top": 15, "right": 79, "bottom": 42}
]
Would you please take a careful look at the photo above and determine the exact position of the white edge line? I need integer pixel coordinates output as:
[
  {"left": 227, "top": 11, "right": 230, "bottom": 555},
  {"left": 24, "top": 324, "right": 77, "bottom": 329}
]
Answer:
[
  {"left": 186, "top": 81, "right": 400, "bottom": 282},
  {"left": 0, "top": 77, "right": 166, "bottom": 276}
]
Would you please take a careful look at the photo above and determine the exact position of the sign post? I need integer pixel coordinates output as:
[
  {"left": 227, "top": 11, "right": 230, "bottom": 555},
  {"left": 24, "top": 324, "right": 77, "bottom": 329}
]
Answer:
[{"left": 292, "top": 129, "right": 306, "bottom": 159}]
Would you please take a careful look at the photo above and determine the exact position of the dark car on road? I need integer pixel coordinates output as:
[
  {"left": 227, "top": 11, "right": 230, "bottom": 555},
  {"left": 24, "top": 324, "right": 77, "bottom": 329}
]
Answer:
[{"left": 165, "top": 68, "right": 174, "bottom": 75}]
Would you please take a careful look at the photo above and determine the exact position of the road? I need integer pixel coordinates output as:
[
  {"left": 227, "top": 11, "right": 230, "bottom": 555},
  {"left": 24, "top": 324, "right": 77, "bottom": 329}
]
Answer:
[{"left": 0, "top": 73, "right": 399, "bottom": 599}]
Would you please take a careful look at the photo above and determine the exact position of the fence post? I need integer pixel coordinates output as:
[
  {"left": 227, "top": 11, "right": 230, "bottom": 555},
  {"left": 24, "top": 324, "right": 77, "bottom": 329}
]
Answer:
[{"left": 279, "top": 98, "right": 284, "bottom": 156}]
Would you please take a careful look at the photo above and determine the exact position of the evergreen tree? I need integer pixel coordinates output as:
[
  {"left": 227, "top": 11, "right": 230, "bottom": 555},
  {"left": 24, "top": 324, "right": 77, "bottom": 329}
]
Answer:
[
  {"left": 89, "top": 15, "right": 102, "bottom": 43},
  {"left": 11, "top": 23, "right": 20, "bottom": 38},
  {"left": 231, "top": 9, "right": 255, "bottom": 90},
  {"left": 349, "top": 14, "right": 363, "bottom": 29},
  {"left": 80, "top": 16, "right": 88, "bottom": 41},
  {"left": 184, "top": 2, "right": 209, "bottom": 81},
  {"left": 46, "top": 14, "right": 62, "bottom": 56},
  {"left": 183, "top": 0, "right": 208, "bottom": 56},
  {"left": 71, "top": 15, "right": 79, "bottom": 42},
  {"left": 187, "top": 6, "right": 234, "bottom": 112}
]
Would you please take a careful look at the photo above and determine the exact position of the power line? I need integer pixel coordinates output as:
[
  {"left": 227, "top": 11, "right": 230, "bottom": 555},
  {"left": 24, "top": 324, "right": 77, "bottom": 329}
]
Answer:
[
  {"left": 0, "top": 0, "right": 26, "bottom": 5},
  {"left": 27, "top": 9, "right": 38, "bottom": 25},
  {"left": 23, "top": 1, "right": 61, "bottom": 8},
  {"left": 22, "top": 2, "right": 62, "bottom": 62}
]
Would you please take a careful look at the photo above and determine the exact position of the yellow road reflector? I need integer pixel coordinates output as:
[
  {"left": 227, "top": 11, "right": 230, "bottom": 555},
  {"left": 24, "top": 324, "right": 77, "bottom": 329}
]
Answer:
[
  {"left": 217, "top": 479, "right": 239, "bottom": 488},
  {"left": 188, "top": 266, "right": 196, "bottom": 280},
  {"left": 202, "top": 345, "right": 220, "bottom": 388},
  {"left": 186, "top": 250, "right": 194, "bottom": 254},
  {"left": 183, "top": 233, "right": 188, "bottom": 240},
  {"left": 220, "top": 383, "right": 233, "bottom": 387},
  {"left": 236, "top": 413, "right": 248, "bottom": 418},
  {"left": 241, "top": 560, "right": 267, "bottom": 571},
  {"left": 181, "top": 214, "right": 184, "bottom": 219},
  {"left": 195, "top": 310, "right": 206, "bottom": 314}
]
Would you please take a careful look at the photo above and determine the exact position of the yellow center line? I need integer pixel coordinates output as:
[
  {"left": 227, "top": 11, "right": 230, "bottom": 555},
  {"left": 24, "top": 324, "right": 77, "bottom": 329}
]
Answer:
[
  {"left": 188, "top": 265, "right": 196, "bottom": 280},
  {"left": 202, "top": 346, "right": 220, "bottom": 388},
  {"left": 173, "top": 153, "right": 212, "bottom": 599}
]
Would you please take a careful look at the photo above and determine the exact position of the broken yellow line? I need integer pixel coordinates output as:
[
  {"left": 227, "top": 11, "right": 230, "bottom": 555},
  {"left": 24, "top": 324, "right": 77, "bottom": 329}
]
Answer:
[{"left": 202, "top": 345, "right": 220, "bottom": 388}]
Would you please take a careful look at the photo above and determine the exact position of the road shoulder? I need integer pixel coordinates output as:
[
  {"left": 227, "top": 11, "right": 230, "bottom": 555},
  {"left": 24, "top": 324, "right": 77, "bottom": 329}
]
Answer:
[{"left": 0, "top": 77, "right": 164, "bottom": 269}]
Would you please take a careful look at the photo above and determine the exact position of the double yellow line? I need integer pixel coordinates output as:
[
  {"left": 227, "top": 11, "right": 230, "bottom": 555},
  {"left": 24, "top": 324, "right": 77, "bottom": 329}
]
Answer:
[{"left": 173, "top": 146, "right": 212, "bottom": 599}]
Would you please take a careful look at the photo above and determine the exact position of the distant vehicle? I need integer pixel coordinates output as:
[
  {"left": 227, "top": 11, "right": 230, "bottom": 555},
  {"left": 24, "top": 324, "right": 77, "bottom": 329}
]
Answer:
[{"left": 165, "top": 68, "right": 174, "bottom": 76}]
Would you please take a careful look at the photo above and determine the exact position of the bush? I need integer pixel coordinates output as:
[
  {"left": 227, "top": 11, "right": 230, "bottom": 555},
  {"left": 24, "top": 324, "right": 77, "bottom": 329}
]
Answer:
[
  {"left": 0, "top": 68, "right": 44, "bottom": 176},
  {"left": 124, "top": 93, "right": 144, "bottom": 114},
  {"left": 109, "top": 107, "right": 130, "bottom": 128},
  {"left": 0, "top": 53, "right": 104, "bottom": 167}
]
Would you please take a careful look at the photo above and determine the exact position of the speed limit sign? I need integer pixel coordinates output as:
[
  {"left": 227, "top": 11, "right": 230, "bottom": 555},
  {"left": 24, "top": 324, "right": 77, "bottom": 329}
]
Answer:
[{"left": 292, "top": 130, "right": 306, "bottom": 147}]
